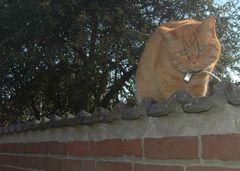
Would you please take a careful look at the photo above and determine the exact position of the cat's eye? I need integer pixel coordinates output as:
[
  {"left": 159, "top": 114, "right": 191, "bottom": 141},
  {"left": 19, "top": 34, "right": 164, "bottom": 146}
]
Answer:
[
  {"left": 178, "top": 49, "right": 188, "bottom": 56},
  {"left": 199, "top": 45, "right": 208, "bottom": 52}
]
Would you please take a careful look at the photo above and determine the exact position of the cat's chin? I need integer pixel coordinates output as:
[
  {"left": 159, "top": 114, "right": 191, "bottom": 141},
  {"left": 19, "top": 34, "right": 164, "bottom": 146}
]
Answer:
[
  {"left": 181, "top": 64, "right": 211, "bottom": 73},
  {"left": 192, "top": 68, "right": 204, "bottom": 73},
  {"left": 178, "top": 68, "right": 206, "bottom": 74},
  {"left": 177, "top": 68, "right": 204, "bottom": 74}
]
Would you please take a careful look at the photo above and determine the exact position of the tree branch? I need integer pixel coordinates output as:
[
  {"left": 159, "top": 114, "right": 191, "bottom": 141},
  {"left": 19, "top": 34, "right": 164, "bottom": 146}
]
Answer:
[{"left": 99, "top": 66, "right": 136, "bottom": 108}]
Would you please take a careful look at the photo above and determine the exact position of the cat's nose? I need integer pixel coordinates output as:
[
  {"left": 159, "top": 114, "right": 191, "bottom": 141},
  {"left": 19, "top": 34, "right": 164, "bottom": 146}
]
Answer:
[{"left": 190, "top": 57, "right": 198, "bottom": 64}]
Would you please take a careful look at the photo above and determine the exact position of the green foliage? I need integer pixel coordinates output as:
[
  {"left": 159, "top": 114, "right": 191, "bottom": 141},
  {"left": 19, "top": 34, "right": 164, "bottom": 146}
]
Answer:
[{"left": 0, "top": 0, "right": 240, "bottom": 125}]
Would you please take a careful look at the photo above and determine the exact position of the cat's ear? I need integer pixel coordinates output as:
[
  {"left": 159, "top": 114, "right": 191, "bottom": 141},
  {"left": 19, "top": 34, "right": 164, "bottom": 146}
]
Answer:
[
  {"left": 157, "top": 27, "right": 176, "bottom": 43},
  {"left": 199, "top": 16, "right": 216, "bottom": 36}
]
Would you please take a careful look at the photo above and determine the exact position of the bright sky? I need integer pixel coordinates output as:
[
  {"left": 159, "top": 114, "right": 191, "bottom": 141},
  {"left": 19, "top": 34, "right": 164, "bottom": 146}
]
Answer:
[{"left": 215, "top": 0, "right": 240, "bottom": 82}]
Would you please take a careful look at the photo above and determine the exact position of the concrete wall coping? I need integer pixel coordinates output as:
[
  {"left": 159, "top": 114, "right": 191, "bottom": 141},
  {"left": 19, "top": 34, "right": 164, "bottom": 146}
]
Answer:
[{"left": 1, "top": 81, "right": 240, "bottom": 143}]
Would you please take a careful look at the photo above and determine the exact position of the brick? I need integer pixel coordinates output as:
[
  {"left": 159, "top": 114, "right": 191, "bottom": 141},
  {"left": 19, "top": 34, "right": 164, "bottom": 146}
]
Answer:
[
  {"left": 45, "top": 157, "right": 62, "bottom": 171},
  {"left": 0, "top": 155, "right": 3, "bottom": 164},
  {"left": 187, "top": 166, "right": 240, "bottom": 171},
  {"left": 134, "top": 164, "right": 184, "bottom": 171},
  {"left": 0, "top": 154, "right": 17, "bottom": 165},
  {"left": 8, "top": 155, "right": 17, "bottom": 166},
  {"left": 14, "top": 143, "right": 25, "bottom": 153},
  {"left": 123, "top": 139, "right": 142, "bottom": 157},
  {"left": 202, "top": 134, "right": 240, "bottom": 161},
  {"left": 16, "top": 156, "right": 28, "bottom": 168},
  {"left": 62, "top": 159, "right": 81, "bottom": 171},
  {"left": 144, "top": 137, "right": 198, "bottom": 159},
  {"left": 0, "top": 144, "right": 3, "bottom": 152},
  {"left": 3, "top": 143, "right": 14, "bottom": 152},
  {"left": 28, "top": 156, "right": 46, "bottom": 170},
  {"left": 89, "top": 139, "right": 122, "bottom": 157},
  {"left": 25, "top": 142, "right": 48, "bottom": 154},
  {"left": 96, "top": 161, "right": 132, "bottom": 171},
  {"left": 68, "top": 141, "right": 88, "bottom": 156},
  {"left": 0, "top": 166, "right": 12, "bottom": 171},
  {"left": 82, "top": 160, "right": 95, "bottom": 171},
  {"left": 0, "top": 158, "right": 29, "bottom": 171},
  {"left": 12, "top": 169, "right": 29, "bottom": 171},
  {"left": 49, "top": 141, "right": 67, "bottom": 155}
]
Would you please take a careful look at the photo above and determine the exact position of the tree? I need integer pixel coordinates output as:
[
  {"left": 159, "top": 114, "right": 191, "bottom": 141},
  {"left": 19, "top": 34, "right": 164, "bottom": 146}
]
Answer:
[{"left": 0, "top": 0, "right": 240, "bottom": 125}]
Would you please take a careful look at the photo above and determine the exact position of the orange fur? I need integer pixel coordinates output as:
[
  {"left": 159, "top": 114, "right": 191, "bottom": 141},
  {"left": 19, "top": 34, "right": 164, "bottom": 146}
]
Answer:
[{"left": 136, "top": 16, "right": 221, "bottom": 103}]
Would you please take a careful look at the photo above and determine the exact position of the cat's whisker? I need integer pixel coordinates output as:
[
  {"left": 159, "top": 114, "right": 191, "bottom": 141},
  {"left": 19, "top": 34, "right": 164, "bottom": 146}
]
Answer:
[{"left": 203, "top": 70, "right": 222, "bottom": 82}]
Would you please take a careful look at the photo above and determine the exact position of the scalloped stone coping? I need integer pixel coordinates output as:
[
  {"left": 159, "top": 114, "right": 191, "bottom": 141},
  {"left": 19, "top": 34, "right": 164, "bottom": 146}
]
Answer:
[{"left": 1, "top": 102, "right": 240, "bottom": 143}]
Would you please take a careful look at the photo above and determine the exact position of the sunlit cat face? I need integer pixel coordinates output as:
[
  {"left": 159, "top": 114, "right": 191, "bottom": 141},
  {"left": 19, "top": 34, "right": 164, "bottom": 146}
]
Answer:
[
  {"left": 170, "top": 28, "right": 220, "bottom": 72},
  {"left": 160, "top": 17, "right": 221, "bottom": 73}
]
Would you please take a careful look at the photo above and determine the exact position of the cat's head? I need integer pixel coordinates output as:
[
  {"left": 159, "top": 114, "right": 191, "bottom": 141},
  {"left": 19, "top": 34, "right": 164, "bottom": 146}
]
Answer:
[{"left": 158, "top": 16, "right": 221, "bottom": 73}]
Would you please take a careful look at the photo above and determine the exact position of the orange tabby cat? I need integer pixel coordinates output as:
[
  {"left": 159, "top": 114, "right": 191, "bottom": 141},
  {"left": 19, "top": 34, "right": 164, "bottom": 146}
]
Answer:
[{"left": 136, "top": 16, "right": 221, "bottom": 103}]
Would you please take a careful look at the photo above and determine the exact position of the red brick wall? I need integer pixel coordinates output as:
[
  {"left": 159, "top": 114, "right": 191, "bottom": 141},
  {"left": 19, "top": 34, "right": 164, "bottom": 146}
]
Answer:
[{"left": 1, "top": 134, "right": 240, "bottom": 171}]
